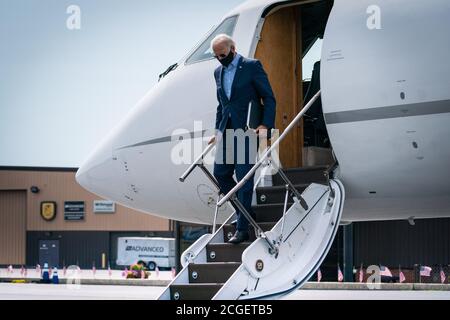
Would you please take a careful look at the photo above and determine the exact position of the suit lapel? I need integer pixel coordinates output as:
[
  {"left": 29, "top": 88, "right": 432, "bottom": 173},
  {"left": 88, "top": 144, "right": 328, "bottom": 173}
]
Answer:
[{"left": 229, "top": 55, "right": 243, "bottom": 101}]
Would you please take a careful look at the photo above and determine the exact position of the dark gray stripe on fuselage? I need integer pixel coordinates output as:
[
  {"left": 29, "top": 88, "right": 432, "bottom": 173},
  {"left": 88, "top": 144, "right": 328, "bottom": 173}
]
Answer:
[
  {"left": 117, "top": 130, "right": 208, "bottom": 150},
  {"left": 117, "top": 100, "right": 450, "bottom": 150},
  {"left": 324, "top": 99, "right": 450, "bottom": 124}
]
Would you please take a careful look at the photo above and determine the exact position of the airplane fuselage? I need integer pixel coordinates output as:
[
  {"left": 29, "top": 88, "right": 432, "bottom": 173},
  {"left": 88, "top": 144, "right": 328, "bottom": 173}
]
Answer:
[{"left": 76, "top": 0, "right": 450, "bottom": 225}]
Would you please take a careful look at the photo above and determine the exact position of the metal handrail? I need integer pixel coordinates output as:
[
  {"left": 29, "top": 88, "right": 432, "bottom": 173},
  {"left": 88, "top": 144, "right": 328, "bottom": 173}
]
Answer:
[
  {"left": 217, "top": 90, "right": 322, "bottom": 207},
  {"left": 178, "top": 138, "right": 278, "bottom": 255},
  {"left": 179, "top": 141, "right": 216, "bottom": 182}
]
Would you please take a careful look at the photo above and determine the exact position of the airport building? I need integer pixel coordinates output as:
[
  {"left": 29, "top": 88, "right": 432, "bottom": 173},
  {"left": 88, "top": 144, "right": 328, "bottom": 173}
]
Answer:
[{"left": 0, "top": 167, "right": 173, "bottom": 269}]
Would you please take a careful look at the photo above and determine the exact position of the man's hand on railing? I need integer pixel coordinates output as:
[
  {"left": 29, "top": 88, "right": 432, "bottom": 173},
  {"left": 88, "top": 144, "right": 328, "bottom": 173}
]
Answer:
[
  {"left": 209, "top": 130, "right": 223, "bottom": 145},
  {"left": 254, "top": 125, "right": 268, "bottom": 138}
]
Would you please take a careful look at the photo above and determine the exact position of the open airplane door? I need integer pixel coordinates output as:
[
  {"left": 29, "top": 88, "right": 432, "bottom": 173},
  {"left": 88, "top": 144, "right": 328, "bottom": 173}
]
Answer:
[{"left": 213, "top": 179, "right": 345, "bottom": 300}]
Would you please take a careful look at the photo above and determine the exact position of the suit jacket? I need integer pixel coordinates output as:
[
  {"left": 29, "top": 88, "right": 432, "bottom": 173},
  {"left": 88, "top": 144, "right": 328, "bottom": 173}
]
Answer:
[{"left": 214, "top": 55, "right": 276, "bottom": 134}]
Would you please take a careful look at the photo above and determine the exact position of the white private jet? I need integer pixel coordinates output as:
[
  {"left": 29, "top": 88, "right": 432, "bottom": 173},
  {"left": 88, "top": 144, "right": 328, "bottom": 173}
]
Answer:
[{"left": 76, "top": 0, "right": 450, "bottom": 300}]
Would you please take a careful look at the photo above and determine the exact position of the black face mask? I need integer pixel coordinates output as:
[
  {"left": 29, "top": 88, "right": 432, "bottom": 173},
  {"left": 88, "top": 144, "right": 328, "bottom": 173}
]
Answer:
[{"left": 217, "top": 50, "right": 234, "bottom": 67}]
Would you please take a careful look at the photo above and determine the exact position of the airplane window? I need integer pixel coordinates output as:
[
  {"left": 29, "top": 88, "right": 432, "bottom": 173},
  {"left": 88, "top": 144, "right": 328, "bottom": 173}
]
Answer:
[
  {"left": 185, "top": 15, "right": 238, "bottom": 64},
  {"left": 302, "top": 38, "right": 323, "bottom": 81}
]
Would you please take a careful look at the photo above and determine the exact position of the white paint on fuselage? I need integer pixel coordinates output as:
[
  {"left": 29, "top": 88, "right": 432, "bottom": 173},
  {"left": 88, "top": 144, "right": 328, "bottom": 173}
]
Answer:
[{"left": 322, "top": 0, "right": 450, "bottom": 221}]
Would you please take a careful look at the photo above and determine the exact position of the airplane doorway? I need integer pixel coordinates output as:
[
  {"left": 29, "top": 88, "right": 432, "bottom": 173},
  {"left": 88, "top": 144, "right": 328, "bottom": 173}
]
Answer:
[{"left": 254, "top": 0, "right": 334, "bottom": 168}]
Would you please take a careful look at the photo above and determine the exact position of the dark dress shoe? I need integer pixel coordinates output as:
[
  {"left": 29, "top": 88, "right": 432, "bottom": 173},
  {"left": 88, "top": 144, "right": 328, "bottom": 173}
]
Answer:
[{"left": 228, "top": 230, "right": 249, "bottom": 244}]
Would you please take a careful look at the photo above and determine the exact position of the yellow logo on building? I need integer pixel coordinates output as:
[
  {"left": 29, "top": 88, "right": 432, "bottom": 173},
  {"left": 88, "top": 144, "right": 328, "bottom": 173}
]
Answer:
[{"left": 40, "top": 202, "right": 57, "bottom": 221}]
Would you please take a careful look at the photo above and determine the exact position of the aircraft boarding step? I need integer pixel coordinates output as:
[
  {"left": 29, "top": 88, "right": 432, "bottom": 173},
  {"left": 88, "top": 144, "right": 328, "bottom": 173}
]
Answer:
[{"left": 158, "top": 165, "right": 345, "bottom": 300}]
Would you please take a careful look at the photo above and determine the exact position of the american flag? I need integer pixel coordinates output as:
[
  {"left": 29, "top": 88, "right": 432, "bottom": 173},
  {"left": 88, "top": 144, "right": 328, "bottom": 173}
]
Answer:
[
  {"left": 337, "top": 266, "right": 344, "bottom": 282},
  {"left": 440, "top": 267, "right": 446, "bottom": 284},
  {"left": 358, "top": 265, "right": 364, "bottom": 283},
  {"left": 420, "top": 266, "right": 432, "bottom": 277},
  {"left": 379, "top": 265, "right": 392, "bottom": 277},
  {"left": 317, "top": 269, "right": 322, "bottom": 283},
  {"left": 171, "top": 267, "right": 177, "bottom": 279},
  {"left": 399, "top": 270, "right": 406, "bottom": 283}
]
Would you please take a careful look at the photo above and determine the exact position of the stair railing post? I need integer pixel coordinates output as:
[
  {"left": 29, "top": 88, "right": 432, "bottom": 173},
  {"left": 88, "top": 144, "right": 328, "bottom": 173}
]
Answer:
[
  {"left": 324, "top": 160, "right": 338, "bottom": 198},
  {"left": 269, "top": 159, "right": 308, "bottom": 211},
  {"left": 211, "top": 193, "right": 221, "bottom": 235},
  {"left": 278, "top": 184, "right": 290, "bottom": 244},
  {"left": 229, "top": 193, "right": 278, "bottom": 256}
]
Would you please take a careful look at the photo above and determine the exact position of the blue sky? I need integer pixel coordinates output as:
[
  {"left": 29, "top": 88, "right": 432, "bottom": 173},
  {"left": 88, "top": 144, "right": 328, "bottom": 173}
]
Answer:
[
  {"left": 0, "top": 0, "right": 243, "bottom": 167},
  {"left": 0, "top": 0, "right": 321, "bottom": 168}
]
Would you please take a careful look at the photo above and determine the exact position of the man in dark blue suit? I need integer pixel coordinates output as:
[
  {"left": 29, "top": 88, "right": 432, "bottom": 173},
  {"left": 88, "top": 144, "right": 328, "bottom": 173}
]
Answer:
[{"left": 208, "top": 34, "right": 276, "bottom": 244}]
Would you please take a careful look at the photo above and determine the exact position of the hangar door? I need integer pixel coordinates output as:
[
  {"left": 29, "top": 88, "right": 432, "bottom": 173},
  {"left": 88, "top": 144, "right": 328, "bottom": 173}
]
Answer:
[{"left": 0, "top": 190, "right": 27, "bottom": 265}]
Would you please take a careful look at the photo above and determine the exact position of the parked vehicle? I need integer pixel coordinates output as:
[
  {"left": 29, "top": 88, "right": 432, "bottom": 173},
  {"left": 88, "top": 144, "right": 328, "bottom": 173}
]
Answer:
[{"left": 116, "top": 237, "right": 176, "bottom": 270}]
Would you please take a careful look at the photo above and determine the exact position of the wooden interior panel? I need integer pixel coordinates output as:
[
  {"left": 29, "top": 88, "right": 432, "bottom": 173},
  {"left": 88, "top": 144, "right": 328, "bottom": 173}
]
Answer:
[{"left": 255, "top": 6, "right": 303, "bottom": 168}]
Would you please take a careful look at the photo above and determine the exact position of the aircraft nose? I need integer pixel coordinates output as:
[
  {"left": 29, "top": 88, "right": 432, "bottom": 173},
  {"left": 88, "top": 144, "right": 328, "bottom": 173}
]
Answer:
[
  {"left": 75, "top": 164, "right": 88, "bottom": 188},
  {"left": 75, "top": 157, "right": 108, "bottom": 193},
  {"left": 76, "top": 138, "right": 122, "bottom": 199}
]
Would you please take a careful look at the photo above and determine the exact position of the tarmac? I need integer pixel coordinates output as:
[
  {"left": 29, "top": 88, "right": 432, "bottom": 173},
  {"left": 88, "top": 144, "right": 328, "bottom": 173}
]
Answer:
[
  {"left": 1, "top": 283, "right": 450, "bottom": 300},
  {"left": 1, "top": 268, "right": 450, "bottom": 300}
]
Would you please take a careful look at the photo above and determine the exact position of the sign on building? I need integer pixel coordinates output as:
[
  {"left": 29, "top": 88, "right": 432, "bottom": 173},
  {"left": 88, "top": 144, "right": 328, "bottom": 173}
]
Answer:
[
  {"left": 64, "top": 201, "right": 85, "bottom": 221},
  {"left": 93, "top": 200, "right": 115, "bottom": 213}
]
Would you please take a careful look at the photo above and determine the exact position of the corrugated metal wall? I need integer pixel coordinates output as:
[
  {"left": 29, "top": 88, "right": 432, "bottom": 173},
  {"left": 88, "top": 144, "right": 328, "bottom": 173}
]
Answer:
[
  {"left": 26, "top": 231, "right": 109, "bottom": 269},
  {"left": 0, "top": 169, "right": 170, "bottom": 231},
  {"left": 312, "top": 227, "right": 343, "bottom": 281},
  {"left": 26, "top": 230, "right": 175, "bottom": 268},
  {"left": 0, "top": 190, "right": 27, "bottom": 265},
  {"left": 354, "top": 218, "right": 450, "bottom": 267}
]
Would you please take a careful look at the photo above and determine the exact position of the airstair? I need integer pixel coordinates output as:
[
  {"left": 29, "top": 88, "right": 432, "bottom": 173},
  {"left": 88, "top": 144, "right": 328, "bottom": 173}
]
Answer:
[{"left": 157, "top": 91, "right": 345, "bottom": 300}]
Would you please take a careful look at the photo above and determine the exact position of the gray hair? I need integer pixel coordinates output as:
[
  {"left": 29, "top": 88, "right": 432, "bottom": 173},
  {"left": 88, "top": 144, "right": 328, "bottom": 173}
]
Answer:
[{"left": 211, "top": 34, "right": 235, "bottom": 50}]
